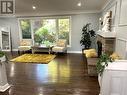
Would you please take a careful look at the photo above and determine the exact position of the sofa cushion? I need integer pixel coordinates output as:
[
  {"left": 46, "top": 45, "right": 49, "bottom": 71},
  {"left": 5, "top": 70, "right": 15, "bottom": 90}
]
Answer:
[
  {"left": 110, "top": 52, "right": 121, "bottom": 60},
  {"left": 83, "top": 49, "right": 97, "bottom": 58},
  {"left": 56, "top": 40, "right": 66, "bottom": 47}
]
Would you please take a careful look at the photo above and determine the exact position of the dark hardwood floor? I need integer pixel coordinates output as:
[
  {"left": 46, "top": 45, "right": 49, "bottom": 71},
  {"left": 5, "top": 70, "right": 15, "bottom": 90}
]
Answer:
[{"left": 0, "top": 52, "right": 99, "bottom": 95}]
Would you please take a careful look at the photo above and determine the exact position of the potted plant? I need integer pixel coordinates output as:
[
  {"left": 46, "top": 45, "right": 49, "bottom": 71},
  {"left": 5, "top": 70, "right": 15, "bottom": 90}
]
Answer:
[
  {"left": 80, "top": 23, "right": 95, "bottom": 50},
  {"left": 0, "top": 51, "right": 6, "bottom": 62}
]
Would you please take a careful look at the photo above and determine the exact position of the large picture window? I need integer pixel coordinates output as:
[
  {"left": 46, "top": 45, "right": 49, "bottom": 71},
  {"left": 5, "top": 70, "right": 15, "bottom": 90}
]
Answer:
[{"left": 19, "top": 17, "right": 71, "bottom": 46}]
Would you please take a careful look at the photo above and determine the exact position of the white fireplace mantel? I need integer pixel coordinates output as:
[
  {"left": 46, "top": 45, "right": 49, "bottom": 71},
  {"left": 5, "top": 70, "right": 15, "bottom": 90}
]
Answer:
[{"left": 97, "top": 30, "right": 116, "bottom": 38}]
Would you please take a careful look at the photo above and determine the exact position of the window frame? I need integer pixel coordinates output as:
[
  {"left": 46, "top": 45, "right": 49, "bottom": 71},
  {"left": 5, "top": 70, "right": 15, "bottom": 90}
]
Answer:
[{"left": 18, "top": 16, "right": 71, "bottom": 47}]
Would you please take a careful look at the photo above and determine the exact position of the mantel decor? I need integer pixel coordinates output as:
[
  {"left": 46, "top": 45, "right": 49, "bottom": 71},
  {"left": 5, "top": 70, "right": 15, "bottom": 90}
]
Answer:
[{"left": 102, "top": 11, "right": 112, "bottom": 32}]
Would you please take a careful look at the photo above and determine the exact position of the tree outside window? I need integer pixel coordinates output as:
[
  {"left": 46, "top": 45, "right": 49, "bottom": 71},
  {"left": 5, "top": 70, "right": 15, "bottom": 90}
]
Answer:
[{"left": 33, "top": 19, "right": 56, "bottom": 46}]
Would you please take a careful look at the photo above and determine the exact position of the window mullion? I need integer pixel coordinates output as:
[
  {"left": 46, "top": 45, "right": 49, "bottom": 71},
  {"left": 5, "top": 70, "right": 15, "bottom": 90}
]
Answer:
[
  {"left": 30, "top": 19, "right": 34, "bottom": 45},
  {"left": 56, "top": 18, "right": 59, "bottom": 41}
]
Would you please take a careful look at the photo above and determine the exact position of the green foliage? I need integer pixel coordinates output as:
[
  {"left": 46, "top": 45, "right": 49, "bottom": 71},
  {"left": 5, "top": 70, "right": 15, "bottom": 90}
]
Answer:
[
  {"left": 58, "top": 19, "right": 69, "bottom": 45},
  {"left": 43, "top": 41, "right": 52, "bottom": 47},
  {"left": 34, "top": 27, "right": 48, "bottom": 44},
  {"left": 59, "top": 19, "right": 69, "bottom": 32},
  {"left": 96, "top": 53, "right": 113, "bottom": 76},
  {"left": 34, "top": 26, "right": 55, "bottom": 44},
  {"left": 80, "top": 23, "right": 95, "bottom": 49},
  {"left": 0, "top": 51, "right": 5, "bottom": 57},
  {"left": 20, "top": 20, "right": 30, "bottom": 30},
  {"left": 35, "top": 27, "right": 48, "bottom": 37}
]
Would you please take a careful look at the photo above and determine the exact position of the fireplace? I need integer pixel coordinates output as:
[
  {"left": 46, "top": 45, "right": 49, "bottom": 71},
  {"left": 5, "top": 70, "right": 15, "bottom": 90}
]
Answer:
[{"left": 97, "top": 34, "right": 115, "bottom": 56}]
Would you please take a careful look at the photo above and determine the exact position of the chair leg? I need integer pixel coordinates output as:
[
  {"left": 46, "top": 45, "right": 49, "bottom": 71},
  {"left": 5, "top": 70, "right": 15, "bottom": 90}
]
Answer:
[
  {"left": 53, "top": 52, "right": 57, "bottom": 55},
  {"left": 18, "top": 50, "right": 20, "bottom": 55}
]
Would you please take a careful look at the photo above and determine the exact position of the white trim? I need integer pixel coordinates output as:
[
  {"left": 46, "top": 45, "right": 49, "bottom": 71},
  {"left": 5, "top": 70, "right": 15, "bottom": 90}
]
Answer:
[
  {"left": 15, "top": 10, "right": 100, "bottom": 17},
  {"left": 69, "top": 16, "right": 72, "bottom": 47},
  {"left": 0, "top": 83, "right": 11, "bottom": 92},
  {"left": 67, "top": 51, "right": 82, "bottom": 53},
  {"left": 12, "top": 49, "right": 18, "bottom": 51},
  {"left": 2, "top": 50, "right": 11, "bottom": 52},
  {"left": 117, "top": 38, "right": 127, "bottom": 42},
  {"left": 18, "top": 16, "right": 71, "bottom": 20},
  {"left": 12, "top": 49, "right": 82, "bottom": 54}
]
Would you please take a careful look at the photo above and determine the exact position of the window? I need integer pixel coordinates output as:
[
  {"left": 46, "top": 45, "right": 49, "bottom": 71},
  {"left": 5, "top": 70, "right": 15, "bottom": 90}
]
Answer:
[
  {"left": 58, "top": 18, "right": 70, "bottom": 45},
  {"left": 19, "top": 17, "right": 71, "bottom": 46},
  {"left": 20, "top": 19, "right": 31, "bottom": 39}
]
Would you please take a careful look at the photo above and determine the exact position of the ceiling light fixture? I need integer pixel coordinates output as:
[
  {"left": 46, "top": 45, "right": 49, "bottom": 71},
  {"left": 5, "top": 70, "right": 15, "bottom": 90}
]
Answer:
[
  {"left": 77, "top": 2, "right": 81, "bottom": 7},
  {"left": 32, "top": 6, "right": 36, "bottom": 10}
]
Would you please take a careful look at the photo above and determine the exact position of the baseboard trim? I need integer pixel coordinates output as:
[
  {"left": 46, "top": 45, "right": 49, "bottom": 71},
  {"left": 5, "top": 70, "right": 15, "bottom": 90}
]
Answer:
[
  {"left": 0, "top": 83, "right": 11, "bottom": 92},
  {"left": 67, "top": 51, "right": 82, "bottom": 53},
  {"left": 12, "top": 49, "right": 82, "bottom": 54},
  {"left": 12, "top": 49, "right": 18, "bottom": 51}
]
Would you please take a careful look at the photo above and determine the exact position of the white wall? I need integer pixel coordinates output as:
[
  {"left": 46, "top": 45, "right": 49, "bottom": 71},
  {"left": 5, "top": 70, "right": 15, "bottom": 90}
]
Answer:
[
  {"left": 69, "top": 13, "right": 99, "bottom": 52},
  {"left": 102, "top": 0, "right": 127, "bottom": 59},
  {"left": 0, "top": 13, "right": 99, "bottom": 52}
]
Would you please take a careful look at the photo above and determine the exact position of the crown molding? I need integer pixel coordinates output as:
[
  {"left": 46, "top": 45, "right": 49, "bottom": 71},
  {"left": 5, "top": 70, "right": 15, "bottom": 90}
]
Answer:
[
  {"left": 100, "top": 0, "right": 116, "bottom": 12},
  {"left": 15, "top": 10, "right": 100, "bottom": 17}
]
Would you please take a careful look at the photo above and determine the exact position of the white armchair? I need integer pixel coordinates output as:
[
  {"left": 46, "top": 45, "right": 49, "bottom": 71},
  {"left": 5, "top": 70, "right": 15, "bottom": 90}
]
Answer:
[
  {"left": 52, "top": 39, "right": 67, "bottom": 53},
  {"left": 18, "top": 39, "right": 32, "bottom": 55}
]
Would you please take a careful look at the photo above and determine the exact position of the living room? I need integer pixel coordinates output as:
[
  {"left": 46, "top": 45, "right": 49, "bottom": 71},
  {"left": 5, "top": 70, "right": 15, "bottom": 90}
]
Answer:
[{"left": 0, "top": 0, "right": 127, "bottom": 95}]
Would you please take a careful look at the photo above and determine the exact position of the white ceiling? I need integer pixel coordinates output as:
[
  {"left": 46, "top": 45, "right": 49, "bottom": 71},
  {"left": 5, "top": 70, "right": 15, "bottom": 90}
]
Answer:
[{"left": 15, "top": 0, "right": 108, "bottom": 16}]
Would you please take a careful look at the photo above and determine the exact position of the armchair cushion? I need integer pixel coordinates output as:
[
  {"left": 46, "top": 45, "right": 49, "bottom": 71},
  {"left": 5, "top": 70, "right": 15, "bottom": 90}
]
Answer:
[
  {"left": 56, "top": 39, "right": 67, "bottom": 47},
  {"left": 20, "top": 40, "right": 32, "bottom": 46},
  {"left": 52, "top": 39, "right": 67, "bottom": 53},
  {"left": 18, "top": 39, "right": 32, "bottom": 52},
  {"left": 18, "top": 46, "right": 31, "bottom": 51},
  {"left": 52, "top": 47, "right": 66, "bottom": 52}
]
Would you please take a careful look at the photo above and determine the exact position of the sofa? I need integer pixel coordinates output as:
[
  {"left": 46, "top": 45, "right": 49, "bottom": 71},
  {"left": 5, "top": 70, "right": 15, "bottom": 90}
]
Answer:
[{"left": 83, "top": 49, "right": 99, "bottom": 76}]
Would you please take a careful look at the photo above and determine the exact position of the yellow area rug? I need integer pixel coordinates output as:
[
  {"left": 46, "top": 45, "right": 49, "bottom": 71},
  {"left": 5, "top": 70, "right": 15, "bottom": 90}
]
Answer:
[{"left": 10, "top": 54, "right": 56, "bottom": 64}]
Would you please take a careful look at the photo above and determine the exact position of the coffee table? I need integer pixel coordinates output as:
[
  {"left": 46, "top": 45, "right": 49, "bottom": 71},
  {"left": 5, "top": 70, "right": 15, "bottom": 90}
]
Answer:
[{"left": 31, "top": 46, "right": 53, "bottom": 54}]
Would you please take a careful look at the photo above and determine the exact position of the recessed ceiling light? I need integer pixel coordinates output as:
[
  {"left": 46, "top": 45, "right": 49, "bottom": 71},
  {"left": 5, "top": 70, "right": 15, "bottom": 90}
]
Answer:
[
  {"left": 32, "top": 6, "right": 36, "bottom": 10},
  {"left": 77, "top": 2, "right": 81, "bottom": 7}
]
